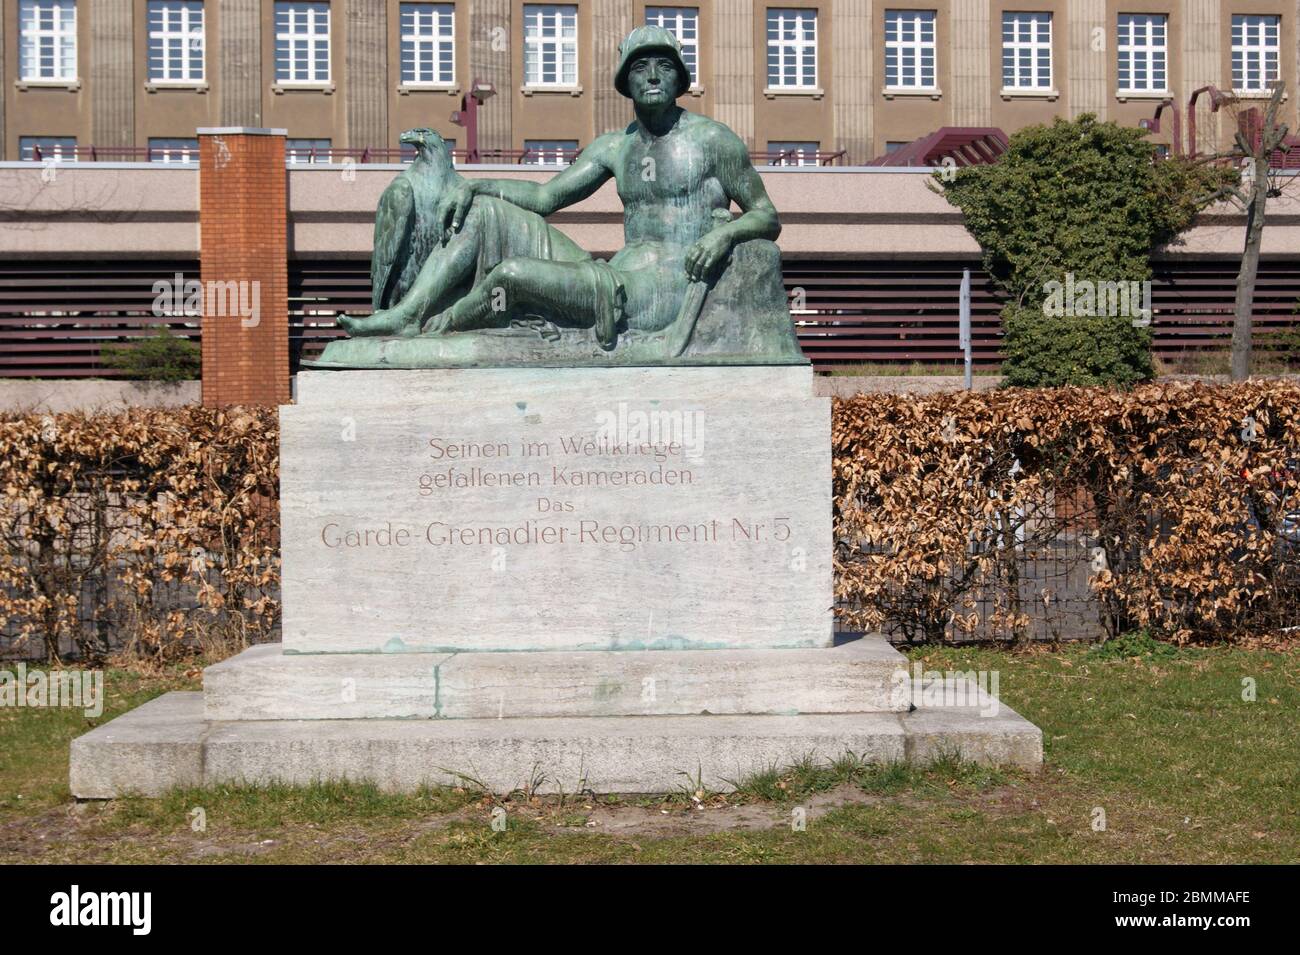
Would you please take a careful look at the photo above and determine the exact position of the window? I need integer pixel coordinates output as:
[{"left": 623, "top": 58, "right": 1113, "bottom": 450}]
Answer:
[
  {"left": 1002, "top": 12, "right": 1052, "bottom": 90},
  {"left": 19, "top": 136, "right": 76, "bottom": 161},
  {"left": 766, "top": 8, "right": 817, "bottom": 89},
  {"left": 524, "top": 139, "right": 578, "bottom": 165},
  {"left": 1232, "top": 14, "right": 1280, "bottom": 93},
  {"left": 1116, "top": 13, "right": 1166, "bottom": 93},
  {"left": 147, "top": 0, "right": 202, "bottom": 82},
  {"left": 767, "top": 141, "right": 820, "bottom": 166},
  {"left": 287, "top": 138, "right": 332, "bottom": 163},
  {"left": 645, "top": 7, "right": 699, "bottom": 87},
  {"left": 147, "top": 2, "right": 204, "bottom": 83},
  {"left": 523, "top": 5, "right": 578, "bottom": 87},
  {"left": 19, "top": 0, "right": 77, "bottom": 82},
  {"left": 400, "top": 3, "right": 454, "bottom": 86},
  {"left": 884, "top": 10, "right": 936, "bottom": 89},
  {"left": 275, "top": 1, "right": 331, "bottom": 85},
  {"left": 148, "top": 137, "right": 199, "bottom": 163}
]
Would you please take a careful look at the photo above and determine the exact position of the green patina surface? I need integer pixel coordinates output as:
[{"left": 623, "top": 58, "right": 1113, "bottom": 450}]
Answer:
[
  {"left": 431, "top": 662, "right": 443, "bottom": 719},
  {"left": 312, "top": 26, "right": 803, "bottom": 371}
]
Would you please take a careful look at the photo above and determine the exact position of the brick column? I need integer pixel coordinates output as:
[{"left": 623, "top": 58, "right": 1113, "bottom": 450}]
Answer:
[{"left": 197, "top": 128, "right": 290, "bottom": 407}]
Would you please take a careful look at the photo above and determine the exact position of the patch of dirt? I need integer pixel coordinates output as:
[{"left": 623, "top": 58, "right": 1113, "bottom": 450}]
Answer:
[
  {"left": 505, "top": 783, "right": 889, "bottom": 837},
  {"left": 0, "top": 784, "right": 928, "bottom": 860},
  {"left": 187, "top": 840, "right": 275, "bottom": 859},
  {"left": 0, "top": 804, "right": 76, "bottom": 854}
]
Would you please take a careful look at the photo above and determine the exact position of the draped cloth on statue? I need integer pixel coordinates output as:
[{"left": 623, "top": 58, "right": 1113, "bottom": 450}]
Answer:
[
  {"left": 467, "top": 195, "right": 564, "bottom": 269},
  {"left": 458, "top": 196, "right": 626, "bottom": 348}
]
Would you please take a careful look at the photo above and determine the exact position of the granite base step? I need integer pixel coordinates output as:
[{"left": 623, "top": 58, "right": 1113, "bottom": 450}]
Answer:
[
  {"left": 203, "top": 636, "right": 912, "bottom": 720},
  {"left": 70, "top": 685, "right": 1043, "bottom": 798}
]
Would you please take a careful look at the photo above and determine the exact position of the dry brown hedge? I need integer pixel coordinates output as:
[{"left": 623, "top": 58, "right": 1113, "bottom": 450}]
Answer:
[
  {"left": 2, "top": 381, "right": 1297, "bottom": 661},
  {"left": 835, "top": 380, "right": 1300, "bottom": 644},
  {"left": 0, "top": 406, "right": 279, "bottom": 663}
]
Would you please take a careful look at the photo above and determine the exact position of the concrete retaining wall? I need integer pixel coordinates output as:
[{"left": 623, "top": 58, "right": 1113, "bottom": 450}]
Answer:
[
  {"left": 815, "top": 375, "right": 1004, "bottom": 397},
  {"left": 0, "top": 379, "right": 200, "bottom": 413}
]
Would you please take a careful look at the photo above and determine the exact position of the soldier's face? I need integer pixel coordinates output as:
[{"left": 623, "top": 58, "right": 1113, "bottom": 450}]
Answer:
[{"left": 628, "top": 55, "right": 681, "bottom": 106}]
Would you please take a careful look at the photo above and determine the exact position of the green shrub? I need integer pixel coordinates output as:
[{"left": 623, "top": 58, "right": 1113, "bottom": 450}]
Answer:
[
  {"left": 101, "top": 328, "right": 201, "bottom": 382},
  {"left": 939, "top": 115, "right": 1230, "bottom": 387},
  {"left": 1000, "top": 304, "right": 1154, "bottom": 388}
]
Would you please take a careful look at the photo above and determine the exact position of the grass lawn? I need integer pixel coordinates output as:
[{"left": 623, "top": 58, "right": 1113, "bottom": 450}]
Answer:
[{"left": 0, "top": 642, "right": 1296, "bottom": 864}]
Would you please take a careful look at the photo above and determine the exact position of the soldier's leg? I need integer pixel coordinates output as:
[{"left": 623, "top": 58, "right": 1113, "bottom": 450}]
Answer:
[
  {"left": 339, "top": 230, "right": 480, "bottom": 338},
  {"left": 427, "top": 257, "right": 624, "bottom": 348},
  {"left": 616, "top": 259, "right": 685, "bottom": 332},
  {"left": 604, "top": 244, "right": 687, "bottom": 332}
]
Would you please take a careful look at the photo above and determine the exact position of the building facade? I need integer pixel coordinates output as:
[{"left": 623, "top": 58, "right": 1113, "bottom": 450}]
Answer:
[{"left": 1, "top": 0, "right": 1296, "bottom": 164}]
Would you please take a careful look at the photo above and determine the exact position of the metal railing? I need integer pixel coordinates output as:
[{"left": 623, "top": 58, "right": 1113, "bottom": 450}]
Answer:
[
  {"left": 25, "top": 145, "right": 194, "bottom": 163},
  {"left": 293, "top": 147, "right": 849, "bottom": 166},
  {"left": 755, "top": 148, "right": 847, "bottom": 166},
  {"left": 18, "top": 145, "right": 850, "bottom": 167}
]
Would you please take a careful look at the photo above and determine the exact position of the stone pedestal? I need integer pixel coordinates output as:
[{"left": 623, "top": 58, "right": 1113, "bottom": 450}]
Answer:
[
  {"left": 280, "top": 366, "right": 833, "bottom": 652},
  {"left": 70, "top": 366, "right": 1042, "bottom": 797}
]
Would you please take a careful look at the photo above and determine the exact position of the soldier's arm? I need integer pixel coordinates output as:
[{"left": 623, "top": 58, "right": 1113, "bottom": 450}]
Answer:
[
  {"left": 444, "top": 134, "right": 619, "bottom": 232},
  {"left": 714, "top": 127, "right": 781, "bottom": 244},
  {"left": 684, "top": 127, "right": 781, "bottom": 281}
]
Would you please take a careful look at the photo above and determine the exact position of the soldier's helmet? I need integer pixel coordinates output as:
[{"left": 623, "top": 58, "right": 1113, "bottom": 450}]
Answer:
[{"left": 613, "top": 25, "right": 691, "bottom": 99}]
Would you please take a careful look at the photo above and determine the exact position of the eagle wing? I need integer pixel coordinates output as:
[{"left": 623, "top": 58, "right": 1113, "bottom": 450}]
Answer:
[{"left": 371, "top": 175, "right": 416, "bottom": 311}]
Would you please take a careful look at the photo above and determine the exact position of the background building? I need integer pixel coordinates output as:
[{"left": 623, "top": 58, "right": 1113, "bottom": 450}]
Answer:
[
  {"left": 2, "top": 0, "right": 1297, "bottom": 164},
  {"left": 1, "top": 3, "right": 1297, "bottom": 394},
  {"left": 0, "top": 138, "right": 1296, "bottom": 390}
]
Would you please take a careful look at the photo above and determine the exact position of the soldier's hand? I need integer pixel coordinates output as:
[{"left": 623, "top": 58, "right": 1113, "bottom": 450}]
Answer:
[
  {"left": 437, "top": 181, "right": 477, "bottom": 242},
  {"left": 684, "top": 232, "right": 730, "bottom": 283}
]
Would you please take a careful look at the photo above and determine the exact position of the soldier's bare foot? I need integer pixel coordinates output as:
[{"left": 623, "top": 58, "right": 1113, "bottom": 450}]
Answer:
[{"left": 339, "top": 309, "right": 407, "bottom": 338}]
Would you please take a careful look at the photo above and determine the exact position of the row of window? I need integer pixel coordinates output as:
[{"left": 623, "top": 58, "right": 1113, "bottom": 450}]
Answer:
[
  {"left": 16, "top": 0, "right": 1287, "bottom": 96},
  {"left": 886, "top": 10, "right": 1278, "bottom": 94},
  {"left": 16, "top": 0, "right": 685, "bottom": 90},
  {"left": 16, "top": 135, "right": 408, "bottom": 162}
]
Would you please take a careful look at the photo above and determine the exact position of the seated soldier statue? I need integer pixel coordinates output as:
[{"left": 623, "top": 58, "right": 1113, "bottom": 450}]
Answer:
[{"left": 323, "top": 26, "right": 803, "bottom": 367}]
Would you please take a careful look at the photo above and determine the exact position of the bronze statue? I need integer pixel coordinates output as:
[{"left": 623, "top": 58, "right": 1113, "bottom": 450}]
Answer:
[{"left": 317, "top": 26, "right": 803, "bottom": 368}]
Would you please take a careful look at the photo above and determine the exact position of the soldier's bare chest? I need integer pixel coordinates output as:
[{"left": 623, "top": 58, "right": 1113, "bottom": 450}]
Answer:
[{"left": 614, "top": 132, "right": 716, "bottom": 204}]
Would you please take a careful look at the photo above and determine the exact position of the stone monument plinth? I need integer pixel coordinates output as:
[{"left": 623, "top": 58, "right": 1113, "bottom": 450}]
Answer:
[
  {"left": 70, "top": 367, "right": 1041, "bottom": 797},
  {"left": 280, "top": 367, "right": 831, "bottom": 654}
]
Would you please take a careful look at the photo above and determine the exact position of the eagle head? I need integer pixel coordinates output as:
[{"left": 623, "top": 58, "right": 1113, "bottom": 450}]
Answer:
[{"left": 400, "top": 128, "right": 448, "bottom": 159}]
